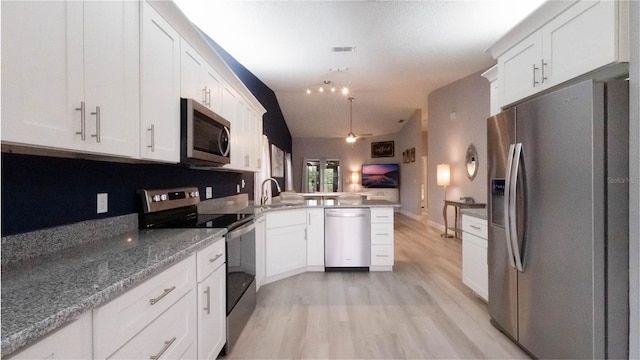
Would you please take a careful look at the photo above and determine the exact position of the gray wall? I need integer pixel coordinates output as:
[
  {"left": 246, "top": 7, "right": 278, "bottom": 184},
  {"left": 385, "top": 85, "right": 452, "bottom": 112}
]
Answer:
[
  {"left": 396, "top": 109, "right": 424, "bottom": 218},
  {"left": 426, "top": 70, "right": 490, "bottom": 229},
  {"left": 629, "top": 1, "right": 639, "bottom": 357},
  {"left": 291, "top": 116, "right": 424, "bottom": 218}
]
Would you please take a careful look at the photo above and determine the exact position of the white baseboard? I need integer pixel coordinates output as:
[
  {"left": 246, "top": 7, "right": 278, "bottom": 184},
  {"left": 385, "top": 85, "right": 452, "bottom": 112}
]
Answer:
[
  {"left": 427, "top": 219, "right": 445, "bottom": 232},
  {"left": 399, "top": 209, "right": 422, "bottom": 221}
]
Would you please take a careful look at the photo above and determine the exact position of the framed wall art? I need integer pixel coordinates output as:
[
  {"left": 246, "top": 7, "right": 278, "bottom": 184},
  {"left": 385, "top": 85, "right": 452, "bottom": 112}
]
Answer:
[{"left": 371, "top": 141, "right": 394, "bottom": 158}]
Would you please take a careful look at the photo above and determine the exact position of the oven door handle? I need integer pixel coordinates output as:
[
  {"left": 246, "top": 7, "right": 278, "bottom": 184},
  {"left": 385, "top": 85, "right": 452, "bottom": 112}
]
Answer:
[{"left": 226, "top": 221, "right": 255, "bottom": 239}]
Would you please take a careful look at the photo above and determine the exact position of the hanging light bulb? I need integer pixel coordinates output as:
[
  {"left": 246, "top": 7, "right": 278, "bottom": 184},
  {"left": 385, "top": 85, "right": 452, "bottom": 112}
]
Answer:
[{"left": 345, "top": 97, "right": 357, "bottom": 143}]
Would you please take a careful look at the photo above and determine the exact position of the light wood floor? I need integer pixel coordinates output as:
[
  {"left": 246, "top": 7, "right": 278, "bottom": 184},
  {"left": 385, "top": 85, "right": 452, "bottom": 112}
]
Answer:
[{"left": 225, "top": 214, "right": 530, "bottom": 359}]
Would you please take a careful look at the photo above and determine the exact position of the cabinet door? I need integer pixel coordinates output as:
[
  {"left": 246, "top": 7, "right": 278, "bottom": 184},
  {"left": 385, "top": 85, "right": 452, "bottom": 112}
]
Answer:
[
  {"left": 140, "top": 1, "right": 181, "bottom": 162},
  {"left": 255, "top": 216, "right": 266, "bottom": 288},
  {"left": 542, "top": 0, "right": 617, "bottom": 89},
  {"left": 198, "top": 265, "right": 226, "bottom": 360},
  {"left": 203, "top": 63, "right": 223, "bottom": 113},
  {"left": 462, "top": 232, "right": 488, "bottom": 301},
  {"left": 9, "top": 312, "right": 92, "bottom": 360},
  {"left": 306, "top": 209, "right": 325, "bottom": 267},
  {"left": 1, "top": 1, "right": 82, "bottom": 150},
  {"left": 498, "top": 30, "right": 543, "bottom": 107},
  {"left": 83, "top": 0, "right": 139, "bottom": 157},
  {"left": 180, "top": 39, "right": 207, "bottom": 104},
  {"left": 265, "top": 224, "right": 307, "bottom": 277}
]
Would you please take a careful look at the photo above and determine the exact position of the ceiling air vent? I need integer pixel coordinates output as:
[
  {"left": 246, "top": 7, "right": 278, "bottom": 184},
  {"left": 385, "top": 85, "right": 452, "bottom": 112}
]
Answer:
[{"left": 332, "top": 46, "right": 355, "bottom": 52}]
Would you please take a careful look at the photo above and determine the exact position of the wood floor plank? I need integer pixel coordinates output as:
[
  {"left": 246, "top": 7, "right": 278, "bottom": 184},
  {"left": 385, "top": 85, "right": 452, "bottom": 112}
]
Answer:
[{"left": 224, "top": 213, "right": 530, "bottom": 359}]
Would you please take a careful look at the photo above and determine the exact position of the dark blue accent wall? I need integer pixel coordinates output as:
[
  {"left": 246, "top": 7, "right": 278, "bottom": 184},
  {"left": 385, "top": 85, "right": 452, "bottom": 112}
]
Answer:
[
  {"left": 199, "top": 30, "right": 292, "bottom": 154},
  {"left": 1, "top": 30, "right": 292, "bottom": 237},
  {"left": 1, "top": 153, "right": 255, "bottom": 236}
]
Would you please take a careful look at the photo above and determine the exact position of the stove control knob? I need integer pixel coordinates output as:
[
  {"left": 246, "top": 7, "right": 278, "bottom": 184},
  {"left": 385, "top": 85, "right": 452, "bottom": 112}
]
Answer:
[
  {"left": 160, "top": 194, "right": 168, "bottom": 201},
  {"left": 152, "top": 195, "right": 161, "bottom": 202}
]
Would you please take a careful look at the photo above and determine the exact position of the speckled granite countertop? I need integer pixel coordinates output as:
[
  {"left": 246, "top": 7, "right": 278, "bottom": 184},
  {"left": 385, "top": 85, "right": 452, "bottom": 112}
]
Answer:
[
  {"left": 253, "top": 199, "right": 400, "bottom": 214},
  {"left": 1, "top": 227, "right": 225, "bottom": 357},
  {"left": 461, "top": 208, "right": 488, "bottom": 220}
]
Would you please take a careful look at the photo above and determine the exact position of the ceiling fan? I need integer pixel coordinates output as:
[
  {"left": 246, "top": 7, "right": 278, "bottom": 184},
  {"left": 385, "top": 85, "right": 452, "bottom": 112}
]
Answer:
[{"left": 343, "top": 97, "right": 372, "bottom": 143}]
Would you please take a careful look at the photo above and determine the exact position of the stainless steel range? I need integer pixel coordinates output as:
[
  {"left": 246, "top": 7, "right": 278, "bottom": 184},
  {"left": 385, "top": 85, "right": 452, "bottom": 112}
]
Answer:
[{"left": 138, "top": 187, "right": 256, "bottom": 355}]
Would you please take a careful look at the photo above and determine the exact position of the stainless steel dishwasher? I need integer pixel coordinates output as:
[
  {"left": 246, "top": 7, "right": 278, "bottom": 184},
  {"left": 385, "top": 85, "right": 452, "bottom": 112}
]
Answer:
[{"left": 324, "top": 208, "right": 371, "bottom": 269}]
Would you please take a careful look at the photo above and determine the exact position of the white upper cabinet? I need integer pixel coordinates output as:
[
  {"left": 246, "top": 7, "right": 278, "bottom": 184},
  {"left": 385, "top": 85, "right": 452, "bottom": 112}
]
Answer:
[
  {"left": 2, "top": 1, "right": 139, "bottom": 158},
  {"left": 140, "top": 1, "right": 181, "bottom": 162},
  {"left": 180, "top": 39, "right": 223, "bottom": 114},
  {"left": 498, "top": 31, "right": 543, "bottom": 106},
  {"left": 492, "top": 0, "right": 629, "bottom": 107}
]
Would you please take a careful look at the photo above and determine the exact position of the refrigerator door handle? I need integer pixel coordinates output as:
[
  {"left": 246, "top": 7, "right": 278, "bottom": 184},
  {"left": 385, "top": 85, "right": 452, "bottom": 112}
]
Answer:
[
  {"left": 504, "top": 144, "right": 517, "bottom": 269},
  {"left": 510, "top": 143, "right": 525, "bottom": 272}
]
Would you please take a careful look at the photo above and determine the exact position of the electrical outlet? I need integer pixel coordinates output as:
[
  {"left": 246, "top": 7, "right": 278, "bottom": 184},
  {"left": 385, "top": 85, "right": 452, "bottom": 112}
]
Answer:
[
  {"left": 205, "top": 186, "right": 213, "bottom": 199},
  {"left": 97, "top": 193, "right": 108, "bottom": 214}
]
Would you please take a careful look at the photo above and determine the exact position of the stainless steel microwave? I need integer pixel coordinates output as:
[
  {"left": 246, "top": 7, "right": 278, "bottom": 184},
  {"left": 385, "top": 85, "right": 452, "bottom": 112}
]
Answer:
[{"left": 180, "top": 98, "right": 230, "bottom": 166}]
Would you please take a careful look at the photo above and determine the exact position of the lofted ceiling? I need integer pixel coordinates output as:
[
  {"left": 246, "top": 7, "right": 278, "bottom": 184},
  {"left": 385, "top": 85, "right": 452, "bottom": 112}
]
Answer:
[{"left": 174, "top": 0, "right": 546, "bottom": 139}]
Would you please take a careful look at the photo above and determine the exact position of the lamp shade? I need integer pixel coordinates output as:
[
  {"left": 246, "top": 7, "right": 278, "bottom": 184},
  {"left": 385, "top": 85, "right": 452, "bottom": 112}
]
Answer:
[
  {"left": 351, "top": 171, "right": 360, "bottom": 184},
  {"left": 437, "top": 163, "right": 451, "bottom": 187}
]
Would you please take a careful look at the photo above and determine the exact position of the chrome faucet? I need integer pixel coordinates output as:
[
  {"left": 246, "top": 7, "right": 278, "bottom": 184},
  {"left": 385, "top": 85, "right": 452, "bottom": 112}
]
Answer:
[{"left": 261, "top": 177, "right": 282, "bottom": 205}]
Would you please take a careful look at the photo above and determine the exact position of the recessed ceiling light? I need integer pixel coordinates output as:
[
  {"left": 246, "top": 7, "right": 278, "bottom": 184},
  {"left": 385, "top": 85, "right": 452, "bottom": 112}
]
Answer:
[{"left": 332, "top": 46, "right": 355, "bottom": 52}]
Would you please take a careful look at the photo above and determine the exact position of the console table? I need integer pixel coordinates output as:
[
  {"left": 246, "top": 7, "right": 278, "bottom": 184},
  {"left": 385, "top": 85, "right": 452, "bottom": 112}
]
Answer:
[{"left": 442, "top": 200, "right": 486, "bottom": 239}]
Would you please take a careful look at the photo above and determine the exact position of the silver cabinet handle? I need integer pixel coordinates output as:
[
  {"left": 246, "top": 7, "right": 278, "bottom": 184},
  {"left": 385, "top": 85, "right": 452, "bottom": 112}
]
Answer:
[
  {"left": 147, "top": 124, "right": 155, "bottom": 152},
  {"left": 202, "top": 86, "right": 208, "bottom": 105},
  {"left": 91, "top": 106, "right": 101, "bottom": 143},
  {"left": 203, "top": 286, "right": 211, "bottom": 315},
  {"left": 206, "top": 88, "right": 212, "bottom": 107},
  {"left": 541, "top": 59, "right": 548, "bottom": 83},
  {"left": 469, "top": 225, "right": 481, "bottom": 230},
  {"left": 209, "top": 253, "right": 223, "bottom": 263},
  {"left": 149, "top": 286, "right": 175, "bottom": 305},
  {"left": 150, "top": 337, "right": 176, "bottom": 360},
  {"left": 75, "top": 101, "right": 86, "bottom": 140},
  {"left": 376, "top": 254, "right": 389, "bottom": 257},
  {"left": 375, "top": 233, "right": 389, "bottom": 236},
  {"left": 532, "top": 64, "right": 539, "bottom": 87}
]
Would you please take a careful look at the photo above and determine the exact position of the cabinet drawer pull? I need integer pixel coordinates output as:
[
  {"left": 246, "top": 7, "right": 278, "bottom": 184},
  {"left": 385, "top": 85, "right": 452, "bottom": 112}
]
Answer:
[
  {"left": 541, "top": 59, "right": 548, "bottom": 83},
  {"left": 469, "top": 225, "right": 481, "bottom": 230},
  {"left": 149, "top": 286, "right": 176, "bottom": 305},
  {"left": 209, "top": 254, "right": 223, "bottom": 263},
  {"left": 203, "top": 286, "right": 211, "bottom": 315},
  {"left": 376, "top": 254, "right": 389, "bottom": 258},
  {"left": 91, "top": 106, "right": 101, "bottom": 143},
  {"left": 376, "top": 233, "right": 389, "bottom": 236},
  {"left": 147, "top": 124, "right": 155, "bottom": 152},
  {"left": 150, "top": 337, "right": 176, "bottom": 360},
  {"left": 75, "top": 101, "right": 86, "bottom": 140}
]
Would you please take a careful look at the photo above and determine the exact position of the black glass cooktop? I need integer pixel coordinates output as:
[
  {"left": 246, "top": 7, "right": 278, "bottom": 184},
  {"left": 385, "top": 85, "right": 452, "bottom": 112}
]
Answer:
[{"left": 139, "top": 205, "right": 253, "bottom": 230}]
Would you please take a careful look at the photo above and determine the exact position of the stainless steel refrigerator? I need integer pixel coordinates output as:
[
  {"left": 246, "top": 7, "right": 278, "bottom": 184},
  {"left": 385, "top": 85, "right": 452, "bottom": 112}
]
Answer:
[{"left": 487, "top": 79, "right": 629, "bottom": 359}]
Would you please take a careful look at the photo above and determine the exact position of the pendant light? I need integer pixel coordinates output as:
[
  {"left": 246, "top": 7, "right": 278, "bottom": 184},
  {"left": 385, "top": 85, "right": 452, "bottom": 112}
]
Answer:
[{"left": 346, "top": 97, "right": 357, "bottom": 143}]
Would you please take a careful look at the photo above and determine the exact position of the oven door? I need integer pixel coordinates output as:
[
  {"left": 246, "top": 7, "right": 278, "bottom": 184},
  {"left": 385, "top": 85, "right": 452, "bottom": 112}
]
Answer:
[
  {"left": 181, "top": 98, "right": 231, "bottom": 166},
  {"left": 225, "top": 220, "right": 256, "bottom": 314}
]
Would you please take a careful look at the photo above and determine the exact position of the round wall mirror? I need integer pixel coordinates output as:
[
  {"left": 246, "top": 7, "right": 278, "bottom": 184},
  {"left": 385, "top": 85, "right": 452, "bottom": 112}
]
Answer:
[{"left": 466, "top": 144, "right": 478, "bottom": 181}]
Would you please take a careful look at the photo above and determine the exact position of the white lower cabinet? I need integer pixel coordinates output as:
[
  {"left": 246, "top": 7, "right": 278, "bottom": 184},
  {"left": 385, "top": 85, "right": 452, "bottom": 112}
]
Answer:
[
  {"left": 306, "top": 208, "right": 325, "bottom": 268},
  {"left": 197, "top": 264, "right": 226, "bottom": 360},
  {"left": 461, "top": 215, "right": 489, "bottom": 301},
  {"left": 265, "top": 209, "right": 307, "bottom": 278},
  {"left": 9, "top": 311, "right": 93, "bottom": 360},
  {"left": 107, "top": 291, "right": 197, "bottom": 360},
  {"left": 255, "top": 215, "right": 266, "bottom": 289},
  {"left": 370, "top": 208, "right": 394, "bottom": 270},
  {"left": 93, "top": 255, "right": 196, "bottom": 358}
]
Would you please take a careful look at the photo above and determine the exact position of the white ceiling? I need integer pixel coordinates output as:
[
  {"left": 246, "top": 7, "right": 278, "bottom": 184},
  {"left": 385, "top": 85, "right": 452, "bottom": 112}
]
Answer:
[{"left": 174, "top": 0, "right": 546, "bottom": 139}]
